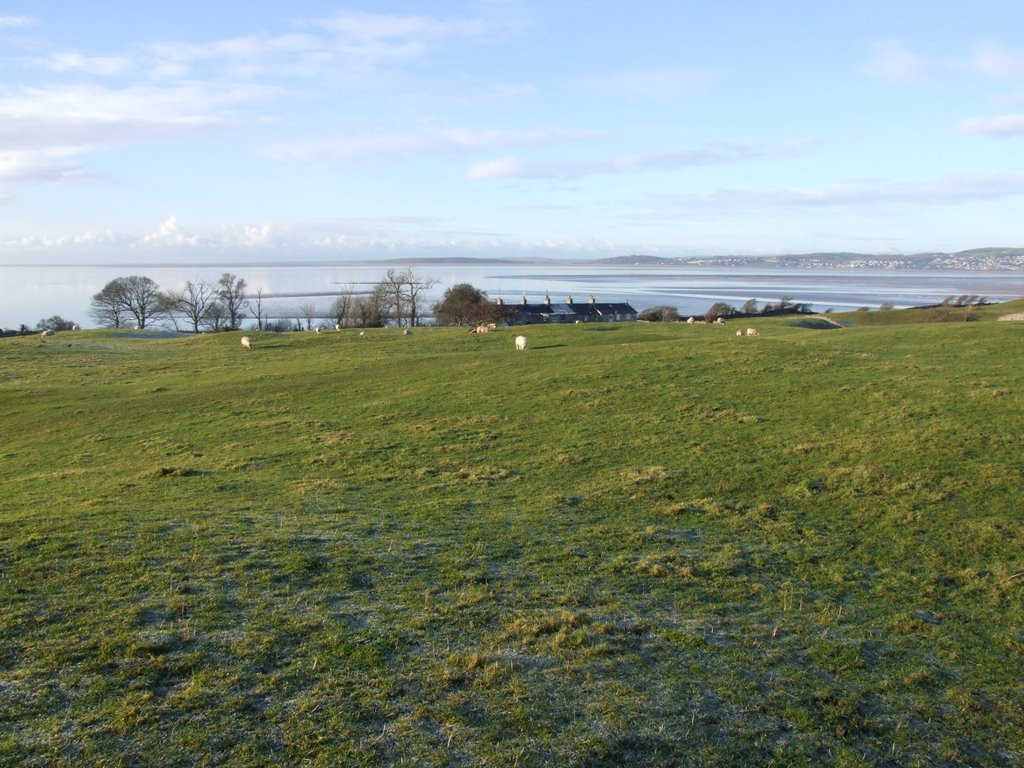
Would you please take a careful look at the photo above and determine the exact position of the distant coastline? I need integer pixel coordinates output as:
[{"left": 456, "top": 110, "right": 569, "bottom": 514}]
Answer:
[
  {"left": 3, "top": 253, "right": 1023, "bottom": 331},
  {"left": 594, "top": 247, "right": 1024, "bottom": 271},
  {"left": 5, "top": 247, "right": 1024, "bottom": 272}
]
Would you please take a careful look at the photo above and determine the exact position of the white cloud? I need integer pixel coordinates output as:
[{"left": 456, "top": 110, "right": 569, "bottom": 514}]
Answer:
[
  {"left": 972, "top": 45, "right": 1024, "bottom": 80},
  {"left": 0, "top": 148, "right": 90, "bottom": 184},
  {"left": 623, "top": 171, "right": 1024, "bottom": 220},
  {"left": 0, "top": 81, "right": 272, "bottom": 187},
  {"left": 0, "top": 16, "right": 34, "bottom": 28},
  {"left": 958, "top": 114, "right": 1024, "bottom": 137},
  {"left": 141, "top": 11, "right": 503, "bottom": 81},
  {"left": 311, "top": 11, "right": 493, "bottom": 54},
  {"left": 0, "top": 230, "right": 124, "bottom": 248},
  {"left": 146, "top": 33, "right": 323, "bottom": 79},
  {"left": 867, "top": 41, "right": 1024, "bottom": 82},
  {"left": 140, "top": 216, "right": 200, "bottom": 246},
  {"left": 865, "top": 41, "right": 937, "bottom": 81},
  {"left": 587, "top": 67, "right": 719, "bottom": 100},
  {"left": 466, "top": 141, "right": 812, "bottom": 180},
  {"left": 46, "top": 52, "right": 133, "bottom": 76},
  {"left": 0, "top": 83, "right": 265, "bottom": 126},
  {"left": 268, "top": 124, "right": 602, "bottom": 165}
]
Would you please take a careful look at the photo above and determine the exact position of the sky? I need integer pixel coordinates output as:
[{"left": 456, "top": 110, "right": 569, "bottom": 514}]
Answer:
[{"left": 1, "top": 0, "right": 1023, "bottom": 264}]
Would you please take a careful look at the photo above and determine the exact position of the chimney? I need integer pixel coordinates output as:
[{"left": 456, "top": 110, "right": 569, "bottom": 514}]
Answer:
[
  {"left": 544, "top": 294, "right": 551, "bottom": 306},
  {"left": 589, "top": 294, "right": 596, "bottom": 304},
  {"left": 496, "top": 297, "right": 504, "bottom": 306},
  {"left": 567, "top": 295, "right": 574, "bottom": 305},
  {"left": 521, "top": 295, "right": 528, "bottom": 305}
]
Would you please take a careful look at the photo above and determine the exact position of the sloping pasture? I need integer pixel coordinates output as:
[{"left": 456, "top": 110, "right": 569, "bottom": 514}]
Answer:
[{"left": 1, "top": 311, "right": 1021, "bottom": 766}]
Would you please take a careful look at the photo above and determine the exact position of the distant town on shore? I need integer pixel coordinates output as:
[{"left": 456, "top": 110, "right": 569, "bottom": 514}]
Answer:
[{"left": 595, "top": 247, "right": 1024, "bottom": 271}]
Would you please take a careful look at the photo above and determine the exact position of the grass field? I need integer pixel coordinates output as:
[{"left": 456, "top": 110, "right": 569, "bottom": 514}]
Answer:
[{"left": 1, "top": 303, "right": 1022, "bottom": 767}]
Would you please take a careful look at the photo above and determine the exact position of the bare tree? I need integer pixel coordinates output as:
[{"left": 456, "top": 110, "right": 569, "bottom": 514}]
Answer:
[
  {"left": 248, "top": 286, "right": 266, "bottom": 331},
  {"left": 217, "top": 273, "right": 249, "bottom": 330},
  {"left": 205, "top": 301, "right": 229, "bottom": 332},
  {"left": 300, "top": 302, "right": 316, "bottom": 331},
  {"left": 91, "top": 276, "right": 165, "bottom": 329},
  {"left": 353, "top": 285, "right": 388, "bottom": 327},
  {"left": 89, "top": 280, "right": 129, "bottom": 328},
  {"left": 166, "top": 278, "right": 218, "bottom": 333},
  {"left": 377, "top": 268, "right": 437, "bottom": 327},
  {"left": 331, "top": 287, "right": 356, "bottom": 328}
]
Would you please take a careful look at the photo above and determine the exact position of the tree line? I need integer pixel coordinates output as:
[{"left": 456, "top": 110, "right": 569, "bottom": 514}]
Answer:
[
  {"left": 638, "top": 297, "right": 816, "bottom": 323},
  {"left": 84, "top": 269, "right": 509, "bottom": 332},
  {"left": 89, "top": 273, "right": 251, "bottom": 331}
]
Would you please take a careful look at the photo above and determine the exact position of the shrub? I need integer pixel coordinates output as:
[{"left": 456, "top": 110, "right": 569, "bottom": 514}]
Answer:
[
  {"left": 704, "top": 302, "right": 736, "bottom": 323},
  {"left": 637, "top": 306, "right": 679, "bottom": 322}
]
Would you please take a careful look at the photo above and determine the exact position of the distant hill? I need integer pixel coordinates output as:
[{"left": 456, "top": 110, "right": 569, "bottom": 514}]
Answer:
[{"left": 595, "top": 255, "right": 689, "bottom": 265}]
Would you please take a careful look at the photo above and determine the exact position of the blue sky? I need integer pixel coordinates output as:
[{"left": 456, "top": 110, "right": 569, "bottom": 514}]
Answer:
[{"left": 1, "top": 0, "right": 1023, "bottom": 263}]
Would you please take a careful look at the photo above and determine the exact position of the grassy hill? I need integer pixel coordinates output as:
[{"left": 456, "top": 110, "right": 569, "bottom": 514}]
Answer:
[{"left": 1, "top": 307, "right": 1022, "bottom": 767}]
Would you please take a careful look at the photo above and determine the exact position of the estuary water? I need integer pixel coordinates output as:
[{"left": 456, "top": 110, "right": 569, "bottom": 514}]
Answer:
[{"left": 2, "top": 259, "right": 1022, "bottom": 330}]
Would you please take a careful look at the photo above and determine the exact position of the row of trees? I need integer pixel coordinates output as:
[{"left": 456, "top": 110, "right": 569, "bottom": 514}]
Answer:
[
  {"left": 638, "top": 297, "right": 814, "bottom": 323},
  {"left": 90, "top": 273, "right": 250, "bottom": 331},
  {"left": 87, "top": 269, "right": 507, "bottom": 331},
  {"left": 327, "top": 275, "right": 509, "bottom": 328},
  {"left": 328, "top": 268, "right": 439, "bottom": 329}
]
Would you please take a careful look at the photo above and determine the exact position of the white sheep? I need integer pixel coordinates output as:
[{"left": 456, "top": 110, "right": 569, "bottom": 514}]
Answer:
[
  {"left": 715, "top": 317, "right": 726, "bottom": 325},
  {"left": 359, "top": 331, "right": 366, "bottom": 337},
  {"left": 403, "top": 328, "right": 412, "bottom": 336},
  {"left": 687, "top": 317, "right": 695, "bottom": 324},
  {"left": 241, "top": 336, "right": 252, "bottom": 350},
  {"left": 746, "top": 328, "right": 759, "bottom": 337},
  {"left": 315, "top": 327, "right": 321, "bottom": 334},
  {"left": 335, "top": 323, "right": 342, "bottom": 331},
  {"left": 515, "top": 335, "right": 528, "bottom": 351},
  {"left": 40, "top": 329, "right": 55, "bottom": 337},
  {"left": 736, "top": 329, "right": 744, "bottom": 336}
]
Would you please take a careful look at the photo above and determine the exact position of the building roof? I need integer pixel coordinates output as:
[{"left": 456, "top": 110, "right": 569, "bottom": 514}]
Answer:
[{"left": 509, "top": 297, "right": 637, "bottom": 320}]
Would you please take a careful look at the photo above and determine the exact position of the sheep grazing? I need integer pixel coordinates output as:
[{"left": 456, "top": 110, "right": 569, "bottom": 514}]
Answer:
[
  {"left": 715, "top": 317, "right": 726, "bottom": 325},
  {"left": 240, "top": 336, "right": 252, "bottom": 350},
  {"left": 359, "top": 331, "right": 366, "bottom": 337},
  {"left": 40, "top": 329, "right": 55, "bottom": 337},
  {"left": 402, "top": 329, "right": 412, "bottom": 336},
  {"left": 315, "top": 327, "right": 321, "bottom": 334},
  {"left": 335, "top": 324, "right": 342, "bottom": 331},
  {"left": 687, "top": 317, "right": 695, "bottom": 324},
  {"left": 736, "top": 329, "right": 744, "bottom": 336},
  {"left": 515, "top": 335, "right": 528, "bottom": 351},
  {"left": 745, "top": 328, "right": 759, "bottom": 337}
]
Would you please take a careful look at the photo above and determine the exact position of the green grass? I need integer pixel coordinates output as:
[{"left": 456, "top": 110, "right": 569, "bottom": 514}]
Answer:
[{"left": 1, "top": 305, "right": 1022, "bottom": 766}]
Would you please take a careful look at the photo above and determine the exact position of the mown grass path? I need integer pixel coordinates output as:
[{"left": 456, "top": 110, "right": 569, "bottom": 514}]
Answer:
[{"left": 1, "top": 307, "right": 1022, "bottom": 766}]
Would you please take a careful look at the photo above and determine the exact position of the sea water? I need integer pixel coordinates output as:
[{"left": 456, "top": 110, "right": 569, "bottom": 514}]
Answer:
[{"left": 1, "top": 260, "right": 1021, "bottom": 330}]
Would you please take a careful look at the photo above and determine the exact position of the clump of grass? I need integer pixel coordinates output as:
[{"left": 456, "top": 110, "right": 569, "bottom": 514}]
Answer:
[{"left": 622, "top": 466, "right": 671, "bottom": 484}]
